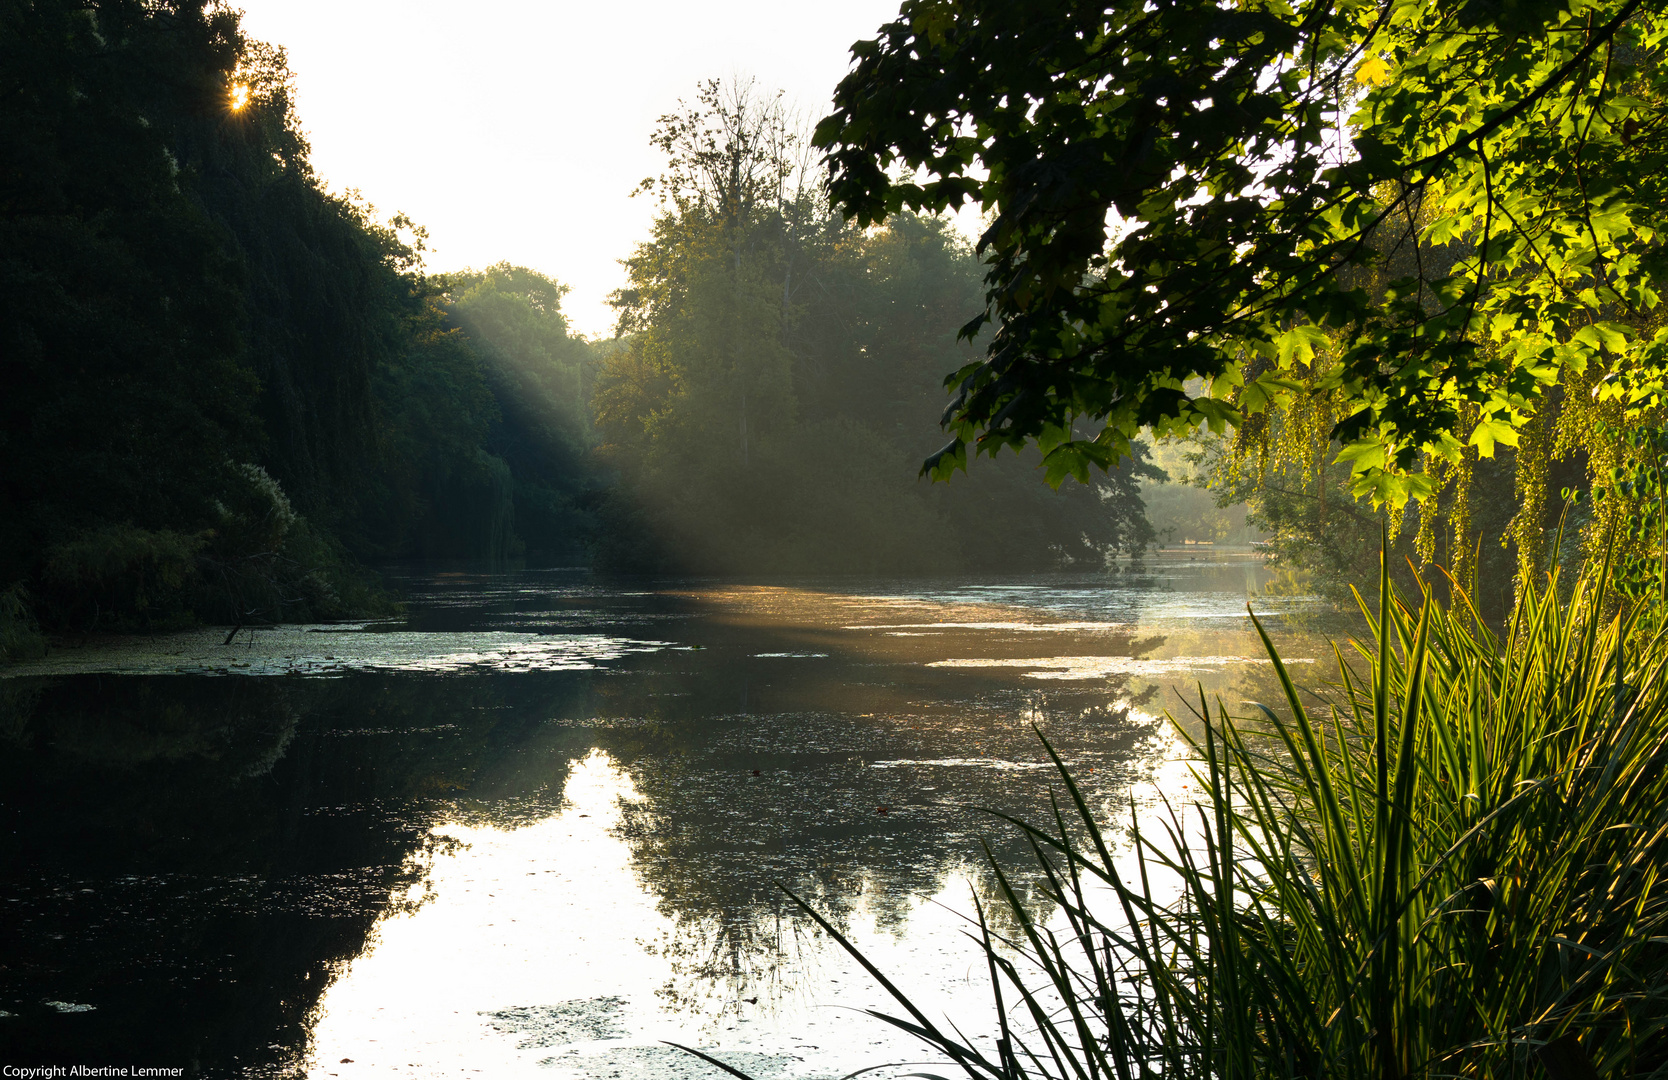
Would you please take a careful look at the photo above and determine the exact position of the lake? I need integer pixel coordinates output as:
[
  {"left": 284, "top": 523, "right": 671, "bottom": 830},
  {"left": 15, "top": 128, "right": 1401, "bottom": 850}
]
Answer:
[{"left": 0, "top": 556, "right": 1343, "bottom": 1078}]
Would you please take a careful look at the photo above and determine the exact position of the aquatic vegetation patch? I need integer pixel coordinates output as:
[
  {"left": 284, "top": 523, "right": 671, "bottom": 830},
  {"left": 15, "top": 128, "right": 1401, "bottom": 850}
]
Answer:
[
  {"left": 482, "top": 996, "right": 630, "bottom": 1047},
  {"left": 0, "top": 629, "right": 673, "bottom": 679}
]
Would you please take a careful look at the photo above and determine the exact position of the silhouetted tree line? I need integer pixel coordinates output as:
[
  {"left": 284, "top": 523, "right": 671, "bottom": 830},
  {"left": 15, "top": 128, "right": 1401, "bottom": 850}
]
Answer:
[
  {"left": 0, "top": 0, "right": 598, "bottom": 644},
  {"left": 0, "top": 6, "right": 1164, "bottom": 651}
]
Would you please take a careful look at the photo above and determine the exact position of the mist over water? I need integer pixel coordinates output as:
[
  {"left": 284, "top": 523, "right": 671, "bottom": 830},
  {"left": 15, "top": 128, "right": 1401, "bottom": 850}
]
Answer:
[{"left": 0, "top": 557, "right": 1344, "bottom": 1077}]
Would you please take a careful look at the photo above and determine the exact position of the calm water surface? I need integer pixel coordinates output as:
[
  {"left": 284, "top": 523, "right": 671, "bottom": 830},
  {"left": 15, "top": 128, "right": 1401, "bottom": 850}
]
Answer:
[{"left": 0, "top": 558, "right": 1344, "bottom": 1078}]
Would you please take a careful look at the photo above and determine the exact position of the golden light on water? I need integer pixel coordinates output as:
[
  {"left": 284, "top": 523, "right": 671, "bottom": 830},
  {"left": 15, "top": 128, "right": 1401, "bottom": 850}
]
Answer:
[{"left": 229, "top": 83, "right": 251, "bottom": 111}]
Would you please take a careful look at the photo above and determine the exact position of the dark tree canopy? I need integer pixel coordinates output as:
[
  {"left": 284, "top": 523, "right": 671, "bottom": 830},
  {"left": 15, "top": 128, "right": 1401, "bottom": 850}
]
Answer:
[
  {"left": 0, "top": 0, "right": 601, "bottom": 640},
  {"left": 1, "top": 0, "right": 255, "bottom": 551}
]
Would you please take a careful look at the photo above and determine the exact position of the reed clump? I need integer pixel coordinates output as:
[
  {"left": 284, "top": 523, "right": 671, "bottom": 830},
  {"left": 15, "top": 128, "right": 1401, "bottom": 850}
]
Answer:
[{"left": 738, "top": 559, "right": 1668, "bottom": 1080}]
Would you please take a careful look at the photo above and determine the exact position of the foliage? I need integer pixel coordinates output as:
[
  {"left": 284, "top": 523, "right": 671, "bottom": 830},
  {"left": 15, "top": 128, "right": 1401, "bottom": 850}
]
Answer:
[
  {"left": 347, "top": 264, "right": 601, "bottom": 564},
  {"left": 446, "top": 265, "right": 600, "bottom": 560},
  {"left": 744, "top": 555, "right": 1668, "bottom": 1079},
  {"left": 0, "top": 585, "right": 46, "bottom": 662},
  {"left": 186, "top": 52, "right": 408, "bottom": 512},
  {"left": 1, "top": 0, "right": 259, "bottom": 592},
  {"left": 1140, "top": 438, "right": 1257, "bottom": 547},
  {"left": 0, "top": 0, "right": 600, "bottom": 638},
  {"left": 596, "top": 80, "right": 1159, "bottom": 573},
  {"left": 814, "top": 0, "right": 1668, "bottom": 516},
  {"left": 1188, "top": 405, "right": 1524, "bottom": 611},
  {"left": 41, "top": 525, "right": 207, "bottom": 630},
  {"left": 1590, "top": 421, "right": 1668, "bottom": 603},
  {"left": 1191, "top": 361, "right": 1616, "bottom": 610}
]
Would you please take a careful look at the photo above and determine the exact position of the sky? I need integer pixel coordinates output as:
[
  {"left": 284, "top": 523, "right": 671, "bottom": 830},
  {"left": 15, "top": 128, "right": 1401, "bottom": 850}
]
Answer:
[{"left": 235, "top": 0, "right": 910, "bottom": 338}]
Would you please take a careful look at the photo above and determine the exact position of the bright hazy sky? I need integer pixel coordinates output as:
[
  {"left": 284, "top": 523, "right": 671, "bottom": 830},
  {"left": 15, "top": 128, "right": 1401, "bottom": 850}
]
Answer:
[{"left": 236, "top": 0, "right": 909, "bottom": 338}]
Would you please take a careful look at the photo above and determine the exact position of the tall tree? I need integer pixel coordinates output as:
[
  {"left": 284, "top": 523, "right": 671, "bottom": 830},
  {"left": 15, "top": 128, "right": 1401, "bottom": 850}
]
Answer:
[
  {"left": 1, "top": 0, "right": 255, "bottom": 565},
  {"left": 445, "top": 264, "right": 599, "bottom": 560}
]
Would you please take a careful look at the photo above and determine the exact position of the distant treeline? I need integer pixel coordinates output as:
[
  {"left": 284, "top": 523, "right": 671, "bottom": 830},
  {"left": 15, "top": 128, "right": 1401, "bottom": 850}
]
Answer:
[
  {"left": 0, "top": 3, "right": 1160, "bottom": 652},
  {"left": 592, "top": 81, "right": 1159, "bottom": 575}
]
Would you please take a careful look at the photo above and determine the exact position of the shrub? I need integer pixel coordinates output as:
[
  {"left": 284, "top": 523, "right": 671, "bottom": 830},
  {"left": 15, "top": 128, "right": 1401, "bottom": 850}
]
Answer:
[{"left": 39, "top": 524, "right": 206, "bottom": 630}]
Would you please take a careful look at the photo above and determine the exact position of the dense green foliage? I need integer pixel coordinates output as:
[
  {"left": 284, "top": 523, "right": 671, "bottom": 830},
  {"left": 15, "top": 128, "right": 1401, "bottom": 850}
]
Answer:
[
  {"left": 769, "top": 558, "right": 1668, "bottom": 1079},
  {"left": 2, "top": 0, "right": 262, "bottom": 636},
  {"left": 595, "top": 82, "right": 1159, "bottom": 574},
  {"left": 354, "top": 264, "right": 598, "bottom": 564},
  {"left": 0, "top": 0, "right": 599, "bottom": 647},
  {"left": 814, "top": 0, "right": 1668, "bottom": 596},
  {"left": 1180, "top": 418, "right": 1526, "bottom": 611}
]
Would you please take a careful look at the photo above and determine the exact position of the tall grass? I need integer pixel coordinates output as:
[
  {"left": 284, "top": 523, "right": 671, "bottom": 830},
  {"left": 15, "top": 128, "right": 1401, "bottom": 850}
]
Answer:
[{"left": 683, "top": 560, "right": 1668, "bottom": 1079}]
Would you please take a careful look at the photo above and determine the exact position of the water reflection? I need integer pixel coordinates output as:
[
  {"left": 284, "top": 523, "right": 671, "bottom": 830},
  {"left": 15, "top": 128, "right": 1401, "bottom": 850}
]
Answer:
[
  {"left": 305, "top": 751, "right": 677, "bottom": 1078},
  {"left": 0, "top": 561, "right": 1350, "bottom": 1076},
  {"left": 0, "top": 671, "right": 594, "bottom": 1070}
]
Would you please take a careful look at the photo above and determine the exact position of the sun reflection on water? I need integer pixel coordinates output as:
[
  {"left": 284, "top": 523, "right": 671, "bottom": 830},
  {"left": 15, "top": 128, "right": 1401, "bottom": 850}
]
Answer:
[
  {"left": 305, "top": 750, "right": 673, "bottom": 1077},
  {"left": 298, "top": 749, "right": 1077, "bottom": 1079}
]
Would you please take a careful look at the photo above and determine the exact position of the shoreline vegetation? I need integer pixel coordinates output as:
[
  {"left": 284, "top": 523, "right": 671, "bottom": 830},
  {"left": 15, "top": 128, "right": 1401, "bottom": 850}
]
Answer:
[
  {"left": 682, "top": 555, "right": 1668, "bottom": 1080},
  {"left": 2, "top": 0, "right": 599, "bottom": 652},
  {"left": 1, "top": 6, "right": 1166, "bottom": 661},
  {"left": 11, "top": 1, "right": 1662, "bottom": 663}
]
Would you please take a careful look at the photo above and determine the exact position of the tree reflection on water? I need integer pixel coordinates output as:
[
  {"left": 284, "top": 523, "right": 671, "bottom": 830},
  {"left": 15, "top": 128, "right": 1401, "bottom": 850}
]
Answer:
[{"left": 0, "top": 565, "right": 1331, "bottom": 1074}]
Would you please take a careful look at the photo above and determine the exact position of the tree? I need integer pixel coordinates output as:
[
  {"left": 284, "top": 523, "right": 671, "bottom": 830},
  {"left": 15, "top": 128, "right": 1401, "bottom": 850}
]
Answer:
[
  {"left": 445, "top": 264, "right": 600, "bottom": 559},
  {"left": 607, "top": 79, "right": 807, "bottom": 475},
  {"left": 0, "top": 0, "right": 255, "bottom": 566},
  {"left": 595, "top": 79, "right": 1159, "bottom": 573},
  {"left": 0, "top": 0, "right": 282, "bottom": 629},
  {"left": 0, "top": 0, "right": 599, "bottom": 633},
  {"left": 814, "top": 0, "right": 1668, "bottom": 525}
]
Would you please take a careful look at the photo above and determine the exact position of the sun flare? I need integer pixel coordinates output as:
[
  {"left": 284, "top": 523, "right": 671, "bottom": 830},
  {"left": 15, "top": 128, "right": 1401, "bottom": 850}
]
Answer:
[{"left": 229, "top": 83, "right": 250, "bottom": 111}]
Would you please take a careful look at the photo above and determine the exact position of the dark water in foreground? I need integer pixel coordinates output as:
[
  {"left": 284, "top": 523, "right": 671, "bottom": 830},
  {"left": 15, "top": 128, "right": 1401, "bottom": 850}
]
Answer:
[{"left": 0, "top": 559, "right": 1341, "bottom": 1078}]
